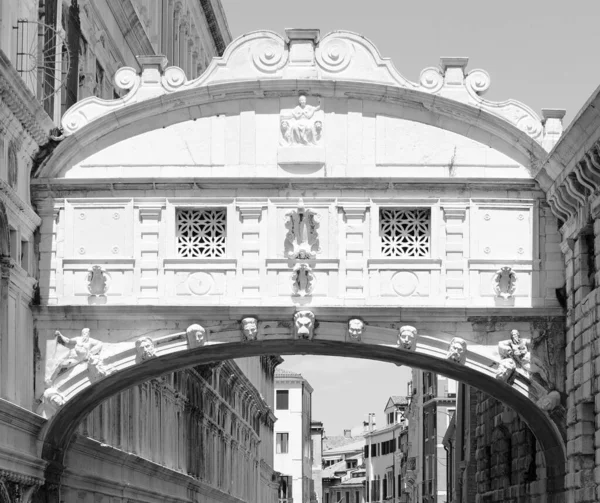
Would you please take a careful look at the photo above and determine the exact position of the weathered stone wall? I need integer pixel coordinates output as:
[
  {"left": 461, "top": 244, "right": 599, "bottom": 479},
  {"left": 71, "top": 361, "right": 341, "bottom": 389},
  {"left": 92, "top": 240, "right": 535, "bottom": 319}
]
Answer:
[
  {"left": 474, "top": 390, "right": 546, "bottom": 503},
  {"left": 561, "top": 231, "right": 597, "bottom": 503}
]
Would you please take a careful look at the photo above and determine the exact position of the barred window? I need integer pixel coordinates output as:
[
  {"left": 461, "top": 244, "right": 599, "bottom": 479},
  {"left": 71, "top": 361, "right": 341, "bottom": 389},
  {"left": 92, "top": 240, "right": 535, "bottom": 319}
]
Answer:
[
  {"left": 176, "top": 208, "right": 226, "bottom": 258},
  {"left": 380, "top": 208, "right": 430, "bottom": 257}
]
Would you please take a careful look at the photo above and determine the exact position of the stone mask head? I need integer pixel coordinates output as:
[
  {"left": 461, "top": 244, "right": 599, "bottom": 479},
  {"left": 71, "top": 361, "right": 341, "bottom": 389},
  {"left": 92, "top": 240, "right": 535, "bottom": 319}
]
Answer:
[
  {"left": 348, "top": 319, "right": 365, "bottom": 341},
  {"left": 294, "top": 311, "right": 315, "bottom": 340},
  {"left": 495, "top": 358, "right": 516, "bottom": 382},
  {"left": 135, "top": 336, "right": 156, "bottom": 363},
  {"left": 241, "top": 318, "right": 258, "bottom": 341},
  {"left": 446, "top": 337, "right": 467, "bottom": 365},
  {"left": 398, "top": 326, "right": 417, "bottom": 351},
  {"left": 186, "top": 324, "right": 206, "bottom": 348}
]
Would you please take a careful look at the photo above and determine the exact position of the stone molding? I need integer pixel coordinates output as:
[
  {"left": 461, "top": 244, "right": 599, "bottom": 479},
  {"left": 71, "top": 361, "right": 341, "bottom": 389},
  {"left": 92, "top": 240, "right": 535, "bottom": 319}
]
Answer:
[
  {"left": 59, "top": 30, "right": 547, "bottom": 145},
  {"left": 0, "top": 179, "right": 42, "bottom": 232},
  {"left": 0, "top": 49, "right": 54, "bottom": 145}
]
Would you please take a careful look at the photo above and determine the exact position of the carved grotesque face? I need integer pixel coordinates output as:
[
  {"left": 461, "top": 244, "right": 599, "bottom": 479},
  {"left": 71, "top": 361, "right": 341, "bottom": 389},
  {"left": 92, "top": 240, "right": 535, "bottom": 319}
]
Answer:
[
  {"left": 294, "top": 311, "right": 315, "bottom": 339},
  {"left": 242, "top": 318, "right": 258, "bottom": 341},
  {"left": 47, "top": 389, "right": 65, "bottom": 408},
  {"left": 348, "top": 319, "right": 364, "bottom": 340},
  {"left": 299, "top": 95, "right": 307, "bottom": 107},
  {"left": 447, "top": 337, "right": 467, "bottom": 364},
  {"left": 537, "top": 390, "right": 560, "bottom": 411},
  {"left": 281, "top": 120, "right": 289, "bottom": 133},
  {"left": 186, "top": 324, "right": 206, "bottom": 347},
  {"left": 495, "top": 358, "right": 516, "bottom": 381},
  {"left": 398, "top": 326, "right": 417, "bottom": 351},
  {"left": 510, "top": 330, "right": 521, "bottom": 344},
  {"left": 136, "top": 337, "right": 155, "bottom": 361},
  {"left": 314, "top": 120, "right": 323, "bottom": 133}
]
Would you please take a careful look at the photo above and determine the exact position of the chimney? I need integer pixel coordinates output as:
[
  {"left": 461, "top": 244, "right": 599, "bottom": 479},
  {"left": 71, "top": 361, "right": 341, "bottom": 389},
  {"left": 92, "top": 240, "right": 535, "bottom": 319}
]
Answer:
[{"left": 343, "top": 429, "right": 351, "bottom": 438}]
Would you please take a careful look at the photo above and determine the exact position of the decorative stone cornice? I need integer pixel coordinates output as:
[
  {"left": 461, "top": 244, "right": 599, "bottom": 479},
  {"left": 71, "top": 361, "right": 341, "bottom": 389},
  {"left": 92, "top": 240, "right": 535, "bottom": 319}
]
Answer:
[
  {"left": 0, "top": 469, "right": 43, "bottom": 487},
  {"left": 0, "top": 179, "right": 41, "bottom": 231},
  {"left": 546, "top": 140, "right": 600, "bottom": 226},
  {"left": 0, "top": 49, "right": 54, "bottom": 145}
]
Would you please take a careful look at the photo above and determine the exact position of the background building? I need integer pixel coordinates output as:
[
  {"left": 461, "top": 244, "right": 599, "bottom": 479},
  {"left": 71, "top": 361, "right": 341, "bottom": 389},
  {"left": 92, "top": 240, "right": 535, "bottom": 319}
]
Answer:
[
  {"left": 275, "top": 368, "right": 315, "bottom": 503},
  {"left": 364, "top": 397, "right": 408, "bottom": 503},
  {"left": 311, "top": 421, "right": 325, "bottom": 503}
]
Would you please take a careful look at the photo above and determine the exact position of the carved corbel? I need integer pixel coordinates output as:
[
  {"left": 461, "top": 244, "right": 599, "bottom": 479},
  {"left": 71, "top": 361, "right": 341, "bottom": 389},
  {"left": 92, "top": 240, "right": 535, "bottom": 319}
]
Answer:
[
  {"left": 446, "top": 337, "right": 467, "bottom": 365},
  {"left": 294, "top": 311, "right": 315, "bottom": 340},
  {"left": 563, "top": 175, "right": 587, "bottom": 205},
  {"left": 397, "top": 326, "right": 417, "bottom": 351}
]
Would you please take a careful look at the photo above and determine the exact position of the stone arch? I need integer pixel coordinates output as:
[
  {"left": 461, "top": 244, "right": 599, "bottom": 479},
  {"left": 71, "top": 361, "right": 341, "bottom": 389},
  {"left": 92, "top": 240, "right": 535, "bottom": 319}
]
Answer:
[{"left": 39, "top": 326, "right": 565, "bottom": 502}]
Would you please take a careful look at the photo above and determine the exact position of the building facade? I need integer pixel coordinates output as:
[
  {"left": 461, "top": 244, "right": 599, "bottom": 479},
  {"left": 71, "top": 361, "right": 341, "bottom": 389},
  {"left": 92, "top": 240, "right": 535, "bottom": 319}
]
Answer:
[
  {"left": 0, "top": 2, "right": 287, "bottom": 503},
  {"left": 311, "top": 421, "right": 325, "bottom": 503},
  {"left": 364, "top": 397, "right": 408, "bottom": 503},
  {"left": 275, "top": 368, "right": 315, "bottom": 503},
  {"left": 1, "top": 19, "right": 597, "bottom": 502}
]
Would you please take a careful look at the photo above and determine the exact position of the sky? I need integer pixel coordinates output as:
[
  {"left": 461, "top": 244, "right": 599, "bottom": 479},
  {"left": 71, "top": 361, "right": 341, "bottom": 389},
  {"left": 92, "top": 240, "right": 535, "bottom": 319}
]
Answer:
[{"left": 219, "top": 0, "right": 600, "bottom": 436}]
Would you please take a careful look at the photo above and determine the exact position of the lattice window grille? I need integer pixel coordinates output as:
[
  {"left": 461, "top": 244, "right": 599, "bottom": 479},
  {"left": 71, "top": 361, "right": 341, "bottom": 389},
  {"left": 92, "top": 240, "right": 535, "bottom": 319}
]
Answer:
[
  {"left": 176, "top": 208, "right": 226, "bottom": 258},
  {"left": 380, "top": 208, "right": 430, "bottom": 257}
]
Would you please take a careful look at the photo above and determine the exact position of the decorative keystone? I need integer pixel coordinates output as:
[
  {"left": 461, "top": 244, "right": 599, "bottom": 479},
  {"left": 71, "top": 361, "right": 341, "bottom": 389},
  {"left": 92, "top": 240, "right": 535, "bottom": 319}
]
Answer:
[
  {"left": 284, "top": 28, "right": 320, "bottom": 78},
  {"left": 136, "top": 55, "right": 168, "bottom": 85},
  {"left": 440, "top": 57, "right": 469, "bottom": 86}
]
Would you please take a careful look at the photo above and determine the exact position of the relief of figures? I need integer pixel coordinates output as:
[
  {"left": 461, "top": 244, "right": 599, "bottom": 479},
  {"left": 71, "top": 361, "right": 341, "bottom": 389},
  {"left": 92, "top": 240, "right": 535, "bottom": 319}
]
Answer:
[
  {"left": 280, "top": 95, "right": 323, "bottom": 146},
  {"left": 46, "top": 328, "right": 103, "bottom": 385}
]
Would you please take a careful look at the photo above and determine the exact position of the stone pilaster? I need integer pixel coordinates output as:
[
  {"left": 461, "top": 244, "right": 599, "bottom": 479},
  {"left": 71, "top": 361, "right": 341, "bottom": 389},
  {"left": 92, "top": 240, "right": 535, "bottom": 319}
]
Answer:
[
  {"left": 137, "top": 204, "right": 163, "bottom": 301},
  {"left": 340, "top": 204, "right": 368, "bottom": 298},
  {"left": 442, "top": 204, "right": 468, "bottom": 302},
  {"left": 237, "top": 204, "right": 265, "bottom": 297},
  {"left": 37, "top": 202, "right": 62, "bottom": 304}
]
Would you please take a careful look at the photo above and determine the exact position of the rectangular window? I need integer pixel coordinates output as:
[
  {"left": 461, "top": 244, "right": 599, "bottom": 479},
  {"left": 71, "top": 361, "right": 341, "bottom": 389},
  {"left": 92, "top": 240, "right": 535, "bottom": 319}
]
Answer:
[
  {"left": 371, "top": 443, "right": 377, "bottom": 457},
  {"left": 345, "top": 492, "right": 349, "bottom": 503},
  {"left": 176, "top": 208, "right": 226, "bottom": 258},
  {"left": 364, "top": 445, "right": 369, "bottom": 458},
  {"left": 276, "top": 432, "right": 289, "bottom": 453},
  {"left": 379, "top": 208, "right": 430, "bottom": 257},
  {"left": 326, "top": 493, "right": 330, "bottom": 503},
  {"left": 355, "top": 491, "right": 359, "bottom": 503},
  {"left": 336, "top": 491, "right": 341, "bottom": 503},
  {"left": 276, "top": 390, "right": 289, "bottom": 410}
]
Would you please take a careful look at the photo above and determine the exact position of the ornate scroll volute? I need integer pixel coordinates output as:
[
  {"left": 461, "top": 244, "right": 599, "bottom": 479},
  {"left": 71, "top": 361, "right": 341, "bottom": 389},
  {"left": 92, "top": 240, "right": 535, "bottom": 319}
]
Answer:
[
  {"left": 285, "top": 198, "right": 321, "bottom": 259},
  {"left": 135, "top": 336, "right": 156, "bottom": 363},
  {"left": 348, "top": 318, "right": 365, "bottom": 342},
  {"left": 86, "top": 265, "right": 110, "bottom": 296},
  {"left": 291, "top": 263, "right": 315, "bottom": 297},
  {"left": 186, "top": 324, "right": 207, "bottom": 348},
  {"left": 241, "top": 318, "right": 258, "bottom": 341},
  {"left": 446, "top": 337, "right": 467, "bottom": 365},
  {"left": 492, "top": 266, "right": 517, "bottom": 299},
  {"left": 397, "top": 326, "right": 417, "bottom": 352},
  {"left": 294, "top": 311, "right": 315, "bottom": 340}
]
